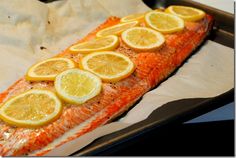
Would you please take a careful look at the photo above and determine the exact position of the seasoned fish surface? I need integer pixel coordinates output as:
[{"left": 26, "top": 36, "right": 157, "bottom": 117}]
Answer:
[{"left": 0, "top": 15, "right": 213, "bottom": 156}]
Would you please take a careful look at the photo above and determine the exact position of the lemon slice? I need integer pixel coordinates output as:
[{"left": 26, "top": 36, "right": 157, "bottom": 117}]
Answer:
[
  {"left": 166, "top": 5, "right": 206, "bottom": 22},
  {"left": 69, "top": 35, "right": 119, "bottom": 53},
  {"left": 81, "top": 51, "right": 135, "bottom": 82},
  {"left": 121, "top": 27, "right": 165, "bottom": 51},
  {"left": 121, "top": 13, "right": 144, "bottom": 22},
  {"left": 0, "top": 90, "right": 62, "bottom": 128},
  {"left": 96, "top": 21, "right": 139, "bottom": 37},
  {"left": 26, "top": 58, "right": 76, "bottom": 81},
  {"left": 145, "top": 11, "right": 184, "bottom": 34},
  {"left": 55, "top": 69, "right": 102, "bottom": 104}
]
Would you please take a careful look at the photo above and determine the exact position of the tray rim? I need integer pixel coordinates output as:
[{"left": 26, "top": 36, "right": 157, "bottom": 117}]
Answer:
[{"left": 75, "top": 90, "right": 234, "bottom": 156}]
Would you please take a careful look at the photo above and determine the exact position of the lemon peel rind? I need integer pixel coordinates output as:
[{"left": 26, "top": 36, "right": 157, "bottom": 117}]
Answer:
[
  {"left": 145, "top": 11, "right": 185, "bottom": 34},
  {"left": 121, "top": 27, "right": 165, "bottom": 50},
  {"left": 69, "top": 35, "right": 119, "bottom": 53},
  {"left": 0, "top": 89, "right": 62, "bottom": 128},
  {"left": 81, "top": 51, "right": 135, "bottom": 82},
  {"left": 166, "top": 5, "right": 206, "bottom": 22},
  {"left": 55, "top": 69, "right": 102, "bottom": 104},
  {"left": 120, "top": 13, "right": 144, "bottom": 23},
  {"left": 26, "top": 58, "right": 76, "bottom": 81},
  {"left": 96, "top": 21, "right": 139, "bottom": 37}
]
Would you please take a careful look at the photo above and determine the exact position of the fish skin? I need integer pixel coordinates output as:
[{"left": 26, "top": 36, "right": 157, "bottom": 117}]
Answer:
[{"left": 0, "top": 14, "right": 213, "bottom": 156}]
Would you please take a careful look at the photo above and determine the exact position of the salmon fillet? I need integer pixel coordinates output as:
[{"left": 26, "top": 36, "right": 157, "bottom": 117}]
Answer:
[{"left": 0, "top": 14, "right": 213, "bottom": 156}]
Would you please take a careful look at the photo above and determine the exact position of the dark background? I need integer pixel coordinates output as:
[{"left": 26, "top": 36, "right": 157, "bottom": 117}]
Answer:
[{"left": 92, "top": 120, "right": 234, "bottom": 156}]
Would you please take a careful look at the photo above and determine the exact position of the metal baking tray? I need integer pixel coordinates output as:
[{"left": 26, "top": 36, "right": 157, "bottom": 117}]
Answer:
[{"left": 70, "top": 0, "right": 234, "bottom": 156}]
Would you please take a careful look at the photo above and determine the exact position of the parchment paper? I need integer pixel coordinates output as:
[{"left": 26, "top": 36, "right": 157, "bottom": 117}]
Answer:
[
  {"left": 0, "top": 0, "right": 233, "bottom": 156},
  {"left": 0, "top": 0, "right": 150, "bottom": 91}
]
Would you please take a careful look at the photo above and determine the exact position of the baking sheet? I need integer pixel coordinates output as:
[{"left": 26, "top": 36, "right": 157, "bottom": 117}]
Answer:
[
  {"left": 43, "top": 40, "right": 234, "bottom": 156},
  {"left": 0, "top": 0, "right": 233, "bottom": 156}
]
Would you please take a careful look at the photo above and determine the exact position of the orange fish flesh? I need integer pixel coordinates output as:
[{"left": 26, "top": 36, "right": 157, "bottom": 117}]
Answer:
[{"left": 0, "top": 14, "right": 213, "bottom": 156}]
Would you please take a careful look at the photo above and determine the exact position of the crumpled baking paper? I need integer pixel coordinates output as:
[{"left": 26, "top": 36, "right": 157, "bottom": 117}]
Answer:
[
  {"left": 0, "top": 0, "right": 233, "bottom": 156},
  {"left": 0, "top": 0, "right": 150, "bottom": 92}
]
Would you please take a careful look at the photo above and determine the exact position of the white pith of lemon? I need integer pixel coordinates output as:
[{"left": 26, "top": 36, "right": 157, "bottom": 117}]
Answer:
[
  {"left": 166, "top": 5, "right": 206, "bottom": 22},
  {"left": 69, "top": 35, "right": 119, "bottom": 53},
  {"left": 54, "top": 69, "right": 102, "bottom": 104},
  {"left": 96, "top": 21, "right": 139, "bottom": 37},
  {"left": 81, "top": 51, "right": 135, "bottom": 82},
  {"left": 0, "top": 89, "right": 62, "bottom": 128},
  {"left": 26, "top": 58, "right": 76, "bottom": 81},
  {"left": 145, "top": 11, "right": 185, "bottom": 34},
  {"left": 121, "top": 27, "right": 165, "bottom": 51},
  {"left": 121, "top": 13, "right": 144, "bottom": 22}
]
